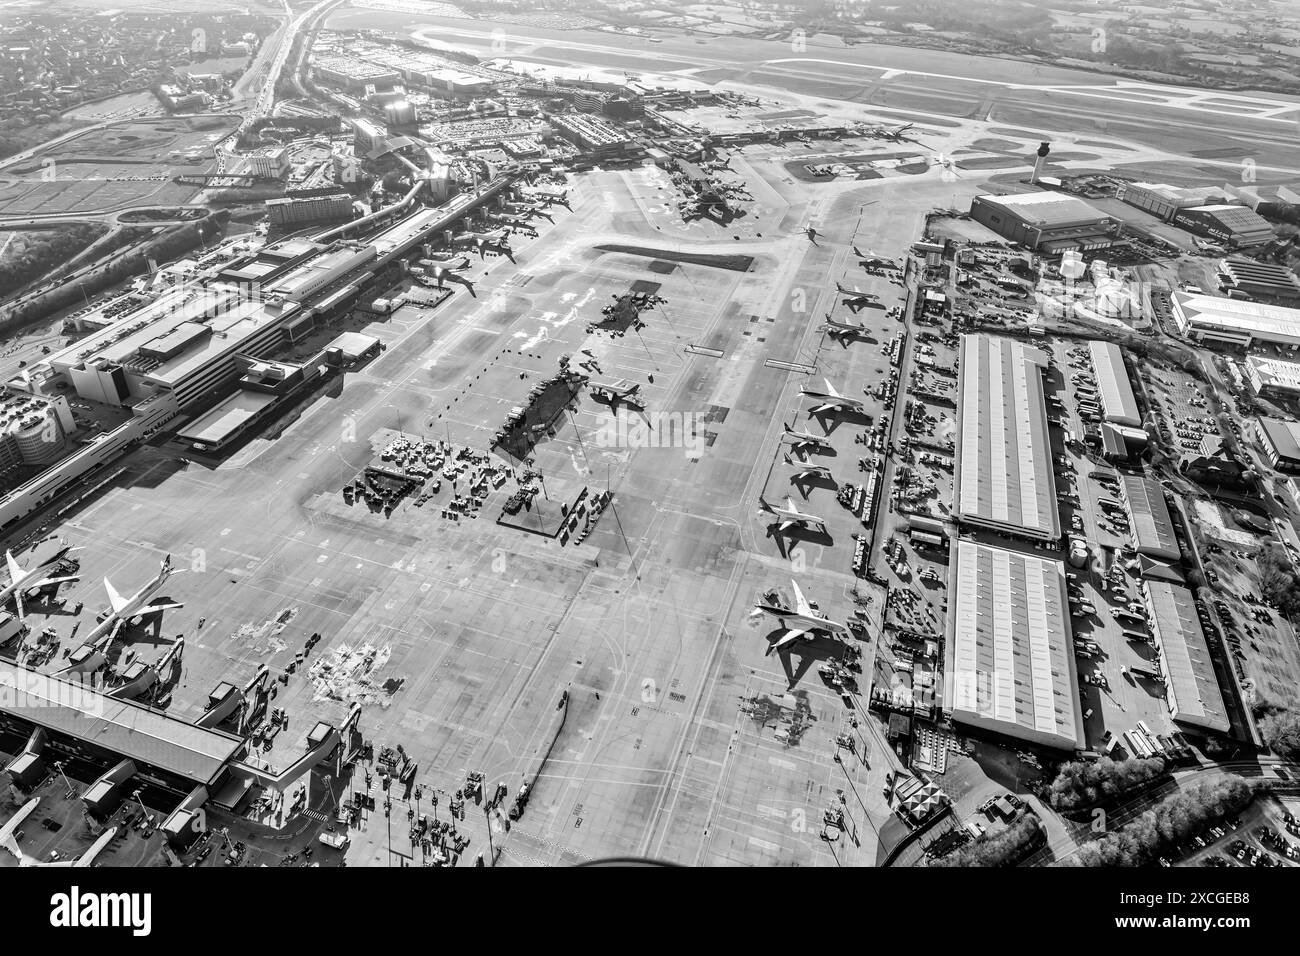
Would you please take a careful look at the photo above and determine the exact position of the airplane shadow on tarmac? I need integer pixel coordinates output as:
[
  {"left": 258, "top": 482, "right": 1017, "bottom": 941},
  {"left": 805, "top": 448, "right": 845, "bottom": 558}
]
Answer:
[
  {"left": 760, "top": 629, "right": 844, "bottom": 688},
  {"left": 808, "top": 408, "right": 873, "bottom": 435},
  {"left": 768, "top": 525, "right": 833, "bottom": 559},
  {"left": 789, "top": 473, "right": 837, "bottom": 498}
]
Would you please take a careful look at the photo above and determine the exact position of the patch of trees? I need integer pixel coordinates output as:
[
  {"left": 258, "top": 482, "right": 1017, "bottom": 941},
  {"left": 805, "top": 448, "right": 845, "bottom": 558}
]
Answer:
[
  {"left": 1259, "top": 707, "right": 1300, "bottom": 762},
  {"left": 0, "top": 223, "right": 107, "bottom": 298},
  {"left": 1071, "top": 777, "right": 1258, "bottom": 867},
  {"left": 1257, "top": 547, "right": 1300, "bottom": 619},
  {"left": 934, "top": 811, "right": 1045, "bottom": 867},
  {"left": 1048, "top": 756, "right": 1170, "bottom": 813}
]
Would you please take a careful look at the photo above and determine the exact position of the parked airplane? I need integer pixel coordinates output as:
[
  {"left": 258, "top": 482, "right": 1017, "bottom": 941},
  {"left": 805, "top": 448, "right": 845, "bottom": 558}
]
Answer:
[
  {"left": 782, "top": 421, "right": 833, "bottom": 457},
  {"left": 415, "top": 255, "right": 470, "bottom": 288},
  {"left": 836, "top": 282, "right": 880, "bottom": 312},
  {"left": 753, "top": 579, "right": 851, "bottom": 653},
  {"left": 801, "top": 379, "right": 866, "bottom": 415},
  {"left": 523, "top": 187, "right": 569, "bottom": 208},
  {"left": 852, "top": 246, "right": 897, "bottom": 270},
  {"left": 21, "top": 827, "right": 117, "bottom": 868},
  {"left": 882, "top": 123, "right": 914, "bottom": 142},
  {"left": 82, "top": 554, "right": 184, "bottom": 649},
  {"left": 0, "top": 798, "right": 39, "bottom": 862},
  {"left": 758, "top": 496, "right": 827, "bottom": 533},
  {"left": 820, "top": 312, "right": 869, "bottom": 342},
  {"left": 784, "top": 454, "right": 833, "bottom": 483},
  {"left": 589, "top": 380, "right": 644, "bottom": 409},
  {"left": 2, "top": 546, "right": 79, "bottom": 620},
  {"left": 503, "top": 200, "right": 553, "bottom": 222},
  {"left": 450, "top": 229, "right": 511, "bottom": 259}
]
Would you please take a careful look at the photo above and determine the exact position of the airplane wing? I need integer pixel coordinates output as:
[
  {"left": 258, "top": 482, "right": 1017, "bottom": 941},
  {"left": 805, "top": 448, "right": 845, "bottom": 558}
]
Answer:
[
  {"left": 104, "top": 577, "right": 128, "bottom": 615},
  {"left": 5, "top": 550, "right": 24, "bottom": 587},
  {"left": 791, "top": 579, "right": 812, "bottom": 616},
  {"left": 784, "top": 496, "right": 798, "bottom": 512},
  {"left": 139, "top": 602, "right": 184, "bottom": 616},
  {"left": 37, "top": 575, "right": 79, "bottom": 588},
  {"left": 824, "top": 379, "right": 841, "bottom": 398},
  {"left": 74, "top": 828, "right": 116, "bottom": 867},
  {"left": 773, "top": 628, "right": 808, "bottom": 651}
]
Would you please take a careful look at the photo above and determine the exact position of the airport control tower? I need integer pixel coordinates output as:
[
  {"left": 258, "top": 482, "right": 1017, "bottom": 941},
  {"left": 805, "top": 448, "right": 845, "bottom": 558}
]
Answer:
[{"left": 1031, "top": 142, "right": 1051, "bottom": 184}]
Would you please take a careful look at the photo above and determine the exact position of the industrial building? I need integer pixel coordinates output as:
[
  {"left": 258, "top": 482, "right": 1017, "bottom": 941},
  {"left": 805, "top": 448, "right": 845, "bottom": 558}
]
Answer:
[
  {"left": 1114, "top": 181, "right": 1233, "bottom": 221},
  {"left": 1120, "top": 474, "right": 1180, "bottom": 562},
  {"left": 1245, "top": 355, "right": 1300, "bottom": 400},
  {"left": 1172, "top": 205, "right": 1274, "bottom": 249},
  {"left": 1218, "top": 257, "right": 1300, "bottom": 301},
  {"left": 954, "top": 334, "right": 1061, "bottom": 541},
  {"left": 944, "top": 539, "right": 1083, "bottom": 751},
  {"left": 1171, "top": 292, "right": 1300, "bottom": 349},
  {"left": 1255, "top": 417, "right": 1300, "bottom": 472},
  {"left": 1087, "top": 340, "right": 1141, "bottom": 428},
  {"left": 969, "top": 192, "right": 1116, "bottom": 253},
  {"left": 1141, "top": 580, "right": 1230, "bottom": 733}
]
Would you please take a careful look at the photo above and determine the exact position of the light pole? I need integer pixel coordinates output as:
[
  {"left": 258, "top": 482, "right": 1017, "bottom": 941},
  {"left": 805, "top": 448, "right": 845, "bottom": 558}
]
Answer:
[{"left": 53, "top": 760, "right": 74, "bottom": 798}]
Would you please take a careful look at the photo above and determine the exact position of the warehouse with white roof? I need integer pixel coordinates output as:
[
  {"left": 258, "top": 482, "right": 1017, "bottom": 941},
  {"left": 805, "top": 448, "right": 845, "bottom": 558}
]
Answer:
[
  {"left": 1087, "top": 340, "right": 1141, "bottom": 428},
  {"left": 944, "top": 539, "right": 1084, "bottom": 750},
  {"left": 1172, "top": 293, "right": 1300, "bottom": 349},
  {"left": 955, "top": 334, "right": 1060, "bottom": 541},
  {"left": 1142, "top": 580, "right": 1230, "bottom": 733}
]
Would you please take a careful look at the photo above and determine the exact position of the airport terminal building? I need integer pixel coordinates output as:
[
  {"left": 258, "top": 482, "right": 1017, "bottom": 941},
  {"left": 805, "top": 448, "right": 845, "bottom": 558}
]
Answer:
[
  {"left": 944, "top": 539, "right": 1084, "bottom": 751},
  {"left": 954, "top": 334, "right": 1060, "bottom": 541}
]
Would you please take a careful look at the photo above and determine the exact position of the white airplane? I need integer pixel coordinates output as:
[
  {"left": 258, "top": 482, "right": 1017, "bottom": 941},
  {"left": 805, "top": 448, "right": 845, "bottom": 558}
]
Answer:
[
  {"left": 820, "top": 313, "right": 869, "bottom": 342},
  {"left": 2, "top": 546, "right": 80, "bottom": 620},
  {"left": 503, "top": 199, "right": 553, "bottom": 222},
  {"left": 785, "top": 454, "right": 833, "bottom": 483},
  {"left": 450, "top": 229, "right": 510, "bottom": 258},
  {"left": 801, "top": 379, "right": 866, "bottom": 415},
  {"left": 0, "top": 797, "right": 39, "bottom": 862},
  {"left": 21, "top": 827, "right": 117, "bottom": 868},
  {"left": 836, "top": 282, "right": 881, "bottom": 312},
  {"left": 852, "top": 246, "right": 897, "bottom": 270},
  {"left": 523, "top": 187, "right": 569, "bottom": 208},
  {"left": 82, "top": 554, "right": 184, "bottom": 649},
  {"left": 782, "top": 421, "right": 833, "bottom": 457},
  {"left": 753, "top": 580, "right": 851, "bottom": 653},
  {"left": 758, "top": 496, "right": 827, "bottom": 533}
]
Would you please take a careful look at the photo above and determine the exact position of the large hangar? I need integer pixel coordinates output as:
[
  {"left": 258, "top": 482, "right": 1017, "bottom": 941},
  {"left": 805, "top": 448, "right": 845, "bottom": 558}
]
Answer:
[
  {"left": 955, "top": 334, "right": 1061, "bottom": 541},
  {"left": 944, "top": 540, "right": 1084, "bottom": 751}
]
